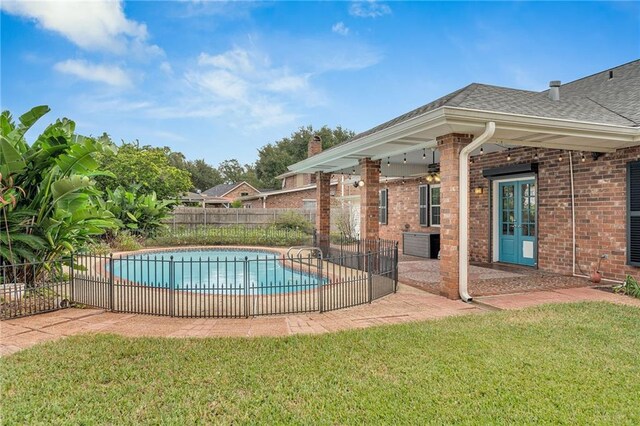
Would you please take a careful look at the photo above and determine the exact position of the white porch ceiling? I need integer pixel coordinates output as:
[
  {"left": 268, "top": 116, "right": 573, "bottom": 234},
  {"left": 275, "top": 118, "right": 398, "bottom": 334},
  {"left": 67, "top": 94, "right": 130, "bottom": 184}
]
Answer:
[{"left": 290, "top": 106, "right": 640, "bottom": 175}]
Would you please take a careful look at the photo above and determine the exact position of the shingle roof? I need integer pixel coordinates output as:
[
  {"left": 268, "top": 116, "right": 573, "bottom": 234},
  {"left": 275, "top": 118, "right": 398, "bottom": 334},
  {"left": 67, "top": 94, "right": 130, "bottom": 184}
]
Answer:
[
  {"left": 202, "top": 183, "right": 239, "bottom": 197},
  {"left": 338, "top": 59, "right": 640, "bottom": 148}
]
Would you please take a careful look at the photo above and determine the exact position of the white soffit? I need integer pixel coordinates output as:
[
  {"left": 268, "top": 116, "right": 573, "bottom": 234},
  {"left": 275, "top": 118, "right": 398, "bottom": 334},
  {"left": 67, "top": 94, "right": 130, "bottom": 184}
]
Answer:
[{"left": 289, "top": 106, "right": 640, "bottom": 173}]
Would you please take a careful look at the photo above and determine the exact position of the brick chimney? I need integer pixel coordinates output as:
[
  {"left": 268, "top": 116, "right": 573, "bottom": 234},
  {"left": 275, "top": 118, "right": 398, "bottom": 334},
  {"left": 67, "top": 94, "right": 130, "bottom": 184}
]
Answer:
[{"left": 308, "top": 135, "right": 322, "bottom": 158}]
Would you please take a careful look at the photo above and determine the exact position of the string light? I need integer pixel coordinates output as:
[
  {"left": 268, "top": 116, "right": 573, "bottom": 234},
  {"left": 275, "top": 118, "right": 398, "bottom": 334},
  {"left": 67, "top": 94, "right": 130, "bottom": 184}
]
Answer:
[
  {"left": 480, "top": 147, "right": 484, "bottom": 155},
  {"left": 423, "top": 148, "right": 426, "bottom": 159},
  {"left": 507, "top": 148, "right": 511, "bottom": 161},
  {"left": 581, "top": 152, "right": 586, "bottom": 162},
  {"left": 558, "top": 152, "right": 563, "bottom": 162},
  {"left": 401, "top": 176, "right": 405, "bottom": 185},
  {"left": 533, "top": 149, "right": 539, "bottom": 161},
  {"left": 387, "top": 157, "right": 390, "bottom": 167},
  {"left": 403, "top": 153, "right": 407, "bottom": 164}
]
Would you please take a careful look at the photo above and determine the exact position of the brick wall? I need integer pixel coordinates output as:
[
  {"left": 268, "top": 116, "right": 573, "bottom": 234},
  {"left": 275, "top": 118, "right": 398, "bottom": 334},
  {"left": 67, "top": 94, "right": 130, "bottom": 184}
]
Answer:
[
  {"left": 224, "top": 183, "right": 259, "bottom": 201},
  {"left": 469, "top": 145, "right": 640, "bottom": 281},
  {"left": 379, "top": 178, "right": 441, "bottom": 242}
]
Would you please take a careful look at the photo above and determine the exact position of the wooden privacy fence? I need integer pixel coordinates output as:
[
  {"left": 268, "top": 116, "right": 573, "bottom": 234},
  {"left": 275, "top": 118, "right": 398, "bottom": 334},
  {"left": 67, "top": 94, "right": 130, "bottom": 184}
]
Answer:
[{"left": 168, "top": 207, "right": 316, "bottom": 228}]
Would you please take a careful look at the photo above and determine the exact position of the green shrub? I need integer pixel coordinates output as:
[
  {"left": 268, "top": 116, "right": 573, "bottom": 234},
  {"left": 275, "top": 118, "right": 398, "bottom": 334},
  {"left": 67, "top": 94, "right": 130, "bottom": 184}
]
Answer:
[
  {"left": 82, "top": 240, "right": 112, "bottom": 255},
  {"left": 613, "top": 275, "right": 640, "bottom": 299},
  {"left": 147, "top": 226, "right": 310, "bottom": 248},
  {"left": 111, "top": 232, "right": 143, "bottom": 252},
  {"left": 273, "top": 211, "right": 313, "bottom": 234},
  {"left": 104, "top": 186, "right": 173, "bottom": 238}
]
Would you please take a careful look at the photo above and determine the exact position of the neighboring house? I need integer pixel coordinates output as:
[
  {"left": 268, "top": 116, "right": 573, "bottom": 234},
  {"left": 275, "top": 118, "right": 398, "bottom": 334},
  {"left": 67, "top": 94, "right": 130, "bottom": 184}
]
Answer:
[
  {"left": 287, "top": 59, "right": 640, "bottom": 299},
  {"left": 241, "top": 136, "right": 356, "bottom": 211},
  {"left": 180, "top": 182, "right": 261, "bottom": 208}
]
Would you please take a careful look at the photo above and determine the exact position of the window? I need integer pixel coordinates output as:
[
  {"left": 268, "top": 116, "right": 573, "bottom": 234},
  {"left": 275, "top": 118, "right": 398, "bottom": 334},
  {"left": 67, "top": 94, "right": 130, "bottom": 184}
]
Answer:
[
  {"left": 303, "top": 199, "right": 316, "bottom": 210},
  {"left": 240, "top": 192, "right": 249, "bottom": 197},
  {"left": 430, "top": 185, "right": 441, "bottom": 226},
  {"left": 379, "top": 188, "right": 388, "bottom": 224},
  {"left": 419, "top": 185, "right": 428, "bottom": 226},
  {"left": 629, "top": 161, "right": 640, "bottom": 266}
]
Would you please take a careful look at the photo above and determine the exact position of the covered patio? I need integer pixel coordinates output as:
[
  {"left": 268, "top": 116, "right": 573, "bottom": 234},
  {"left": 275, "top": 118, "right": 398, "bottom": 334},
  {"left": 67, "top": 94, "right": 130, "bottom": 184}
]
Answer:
[{"left": 289, "top": 71, "right": 640, "bottom": 300}]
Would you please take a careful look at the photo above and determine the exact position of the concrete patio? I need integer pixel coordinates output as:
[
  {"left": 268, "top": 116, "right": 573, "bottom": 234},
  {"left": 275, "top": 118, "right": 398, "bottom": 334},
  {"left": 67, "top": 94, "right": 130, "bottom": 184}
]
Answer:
[
  {"left": 399, "top": 257, "right": 591, "bottom": 296},
  {"left": 2, "top": 283, "right": 638, "bottom": 357}
]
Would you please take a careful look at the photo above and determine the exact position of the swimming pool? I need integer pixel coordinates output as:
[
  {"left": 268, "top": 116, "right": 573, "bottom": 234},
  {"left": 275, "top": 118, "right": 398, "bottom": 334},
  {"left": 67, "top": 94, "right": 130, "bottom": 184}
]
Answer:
[{"left": 111, "top": 249, "right": 323, "bottom": 295}]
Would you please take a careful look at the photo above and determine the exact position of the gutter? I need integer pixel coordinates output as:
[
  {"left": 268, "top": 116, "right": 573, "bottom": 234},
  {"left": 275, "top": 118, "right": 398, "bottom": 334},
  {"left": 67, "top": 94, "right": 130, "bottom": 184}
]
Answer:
[{"left": 458, "top": 121, "right": 496, "bottom": 302}]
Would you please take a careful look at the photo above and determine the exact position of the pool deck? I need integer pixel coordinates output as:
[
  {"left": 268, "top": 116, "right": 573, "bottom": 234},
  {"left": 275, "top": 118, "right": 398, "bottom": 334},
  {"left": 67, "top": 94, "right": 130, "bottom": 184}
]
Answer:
[{"left": 2, "top": 284, "right": 639, "bottom": 357}]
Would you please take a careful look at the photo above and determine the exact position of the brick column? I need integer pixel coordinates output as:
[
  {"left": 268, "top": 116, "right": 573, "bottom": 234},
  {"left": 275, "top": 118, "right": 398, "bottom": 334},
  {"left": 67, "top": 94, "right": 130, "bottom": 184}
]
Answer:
[
  {"left": 359, "top": 158, "right": 381, "bottom": 241},
  {"left": 316, "top": 172, "right": 332, "bottom": 254},
  {"left": 437, "top": 133, "right": 473, "bottom": 299}
]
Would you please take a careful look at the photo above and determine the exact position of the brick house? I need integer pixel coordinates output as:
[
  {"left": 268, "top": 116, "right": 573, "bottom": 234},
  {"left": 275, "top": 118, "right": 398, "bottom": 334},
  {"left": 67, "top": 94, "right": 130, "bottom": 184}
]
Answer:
[
  {"left": 241, "top": 137, "right": 360, "bottom": 226},
  {"left": 190, "top": 182, "right": 261, "bottom": 208},
  {"left": 287, "top": 60, "right": 640, "bottom": 300}
]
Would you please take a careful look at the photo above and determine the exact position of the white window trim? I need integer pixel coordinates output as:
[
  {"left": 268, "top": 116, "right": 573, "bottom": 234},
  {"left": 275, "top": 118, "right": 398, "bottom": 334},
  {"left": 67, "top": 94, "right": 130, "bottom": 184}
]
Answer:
[{"left": 429, "top": 184, "right": 441, "bottom": 227}]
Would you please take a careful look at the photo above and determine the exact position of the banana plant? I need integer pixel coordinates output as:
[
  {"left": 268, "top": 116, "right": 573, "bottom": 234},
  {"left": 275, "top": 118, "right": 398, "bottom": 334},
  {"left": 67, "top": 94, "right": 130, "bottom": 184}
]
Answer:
[
  {"left": 0, "top": 106, "right": 118, "bottom": 272},
  {"left": 104, "top": 185, "right": 174, "bottom": 238}
]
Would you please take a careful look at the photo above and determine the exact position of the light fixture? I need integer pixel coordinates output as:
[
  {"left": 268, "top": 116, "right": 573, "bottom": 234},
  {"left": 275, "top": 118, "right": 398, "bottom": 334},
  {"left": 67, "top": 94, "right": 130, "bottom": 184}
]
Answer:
[
  {"left": 353, "top": 179, "right": 365, "bottom": 188},
  {"left": 474, "top": 187, "right": 484, "bottom": 195},
  {"left": 403, "top": 153, "right": 407, "bottom": 164},
  {"left": 480, "top": 147, "right": 484, "bottom": 155},
  {"left": 426, "top": 174, "right": 434, "bottom": 183},
  {"left": 558, "top": 152, "right": 563, "bottom": 162},
  {"left": 507, "top": 148, "right": 511, "bottom": 161},
  {"left": 581, "top": 152, "right": 586, "bottom": 162},
  {"left": 424, "top": 149, "right": 441, "bottom": 183},
  {"left": 470, "top": 157, "right": 474, "bottom": 164}
]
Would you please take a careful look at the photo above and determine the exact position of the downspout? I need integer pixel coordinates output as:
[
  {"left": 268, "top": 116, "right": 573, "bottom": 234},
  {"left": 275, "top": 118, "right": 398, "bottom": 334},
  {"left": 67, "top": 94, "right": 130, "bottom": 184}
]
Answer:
[
  {"left": 459, "top": 121, "right": 496, "bottom": 302},
  {"left": 570, "top": 152, "right": 576, "bottom": 276}
]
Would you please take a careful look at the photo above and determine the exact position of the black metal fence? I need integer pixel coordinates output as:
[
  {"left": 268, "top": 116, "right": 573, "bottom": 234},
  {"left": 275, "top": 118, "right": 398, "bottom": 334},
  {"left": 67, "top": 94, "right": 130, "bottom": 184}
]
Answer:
[
  {"left": 1, "top": 245, "right": 398, "bottom": 320},
  {"left": 0, "top": 259, "right": 72, "bottom": 319}
]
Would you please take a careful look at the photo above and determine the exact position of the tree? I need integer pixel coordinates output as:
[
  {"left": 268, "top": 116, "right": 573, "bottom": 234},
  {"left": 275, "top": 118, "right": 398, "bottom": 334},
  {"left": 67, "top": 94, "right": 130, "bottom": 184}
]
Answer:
[
  {"left": 184, "top": 159, "right": 223, "bottom": 192},
  {"left": 0, "top": 106, "right": 118, "bottom": 266},
  {"left": 255, "top": 125, "right": 355, "bottom": 189},
  {"left": 96, "top": 142, "right": 192, "bottom": 200}
]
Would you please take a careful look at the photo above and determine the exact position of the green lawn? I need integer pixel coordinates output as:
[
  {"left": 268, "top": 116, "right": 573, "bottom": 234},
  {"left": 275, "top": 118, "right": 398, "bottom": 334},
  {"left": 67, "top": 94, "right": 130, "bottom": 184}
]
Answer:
[{"left": 2, "top": 302, "right": 639, "bottom": 424}]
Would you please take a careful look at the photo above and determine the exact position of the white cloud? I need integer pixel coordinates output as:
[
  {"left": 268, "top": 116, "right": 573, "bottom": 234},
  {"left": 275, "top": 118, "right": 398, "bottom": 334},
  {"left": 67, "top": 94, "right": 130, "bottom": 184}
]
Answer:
[
  {"left": 198, "top": 49, "right": 256, "bottom": 73},
  {"left": 349, "top": 1, "right": 391, "bottom": 18},
  {"left": 265, "top": 75, "right": 309, "bottom": 93},
  {"left": 1, "top": 0, "right": 161, "bottom": 55},
  {"left": 54, "top": 59, "right": 132, "bottom": 87},
  {"left": 160, "top": 61, "right": 174, "bottom": 75},
  {"left": 183, "top": 47, "right": 318, "bottom": 128},
  {"left": 332, "top": 22, "right": 350, "bottom": 36}
]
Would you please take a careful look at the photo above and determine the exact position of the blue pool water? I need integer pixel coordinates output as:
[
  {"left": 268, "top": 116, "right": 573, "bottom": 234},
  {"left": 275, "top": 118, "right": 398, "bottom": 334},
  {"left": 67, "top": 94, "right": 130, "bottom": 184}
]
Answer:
[{"left": 111, "top": 249, "right": 322, "bottom": 295}]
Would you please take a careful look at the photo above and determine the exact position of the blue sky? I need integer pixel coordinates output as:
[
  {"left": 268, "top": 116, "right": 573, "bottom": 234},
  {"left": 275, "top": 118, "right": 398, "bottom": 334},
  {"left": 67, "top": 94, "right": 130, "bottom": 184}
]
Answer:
[{"left": 2, "top": 1, "right": 639, "bottom": 166}]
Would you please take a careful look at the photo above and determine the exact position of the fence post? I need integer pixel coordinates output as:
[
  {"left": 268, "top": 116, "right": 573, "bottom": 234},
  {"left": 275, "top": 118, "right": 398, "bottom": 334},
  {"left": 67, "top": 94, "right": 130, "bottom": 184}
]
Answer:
[
  {"left": 244, "top": 256, "right": 249, "bottom": 318},
  {"left": 109, "top": 253, "right": 114, "bottom": 311},
  {"left": 204, "top": 207, "right": 207, "bottom": 227},
  {"left": 394, "top": 242, "right": 399, "bottom": 293},
  {"left": 367, "top": 251, "right": 373, "bottom": 303},
  {"left": 318, "top": 252, "right": 324, "bottom": 313},
  {"left": 169, "top": 256, "right": 174, "bottom": 317},
  {"left": 69, "top": 252, "right": 75, "bottom": 305}
]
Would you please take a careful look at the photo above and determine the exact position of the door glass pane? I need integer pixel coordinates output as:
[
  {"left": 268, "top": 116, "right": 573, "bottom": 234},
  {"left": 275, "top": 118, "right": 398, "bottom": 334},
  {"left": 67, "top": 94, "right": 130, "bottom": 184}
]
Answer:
[
  {"left": 522, "top": 224, "right": 529, "bottom": 236},
  {"left": 529, "top": 224, "right": 536, "bottom": 235},
  {"left": 502, "top": 224, "right": 508, "bottom": 234}
]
